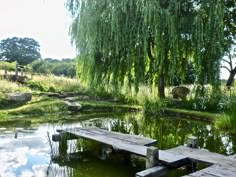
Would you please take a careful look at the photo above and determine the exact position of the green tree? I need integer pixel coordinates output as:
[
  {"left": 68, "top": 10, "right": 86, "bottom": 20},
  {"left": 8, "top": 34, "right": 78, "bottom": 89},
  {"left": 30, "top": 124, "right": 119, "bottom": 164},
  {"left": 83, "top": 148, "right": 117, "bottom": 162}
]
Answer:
[
  {"left": 0, "top": 37, "right": 41, "bottom": 65},
  {"left": 31, "top": 59, "right": 76, "bottom": 77},
  {"left": 67, "top": 0, "right": 225, "bottom": 98}
]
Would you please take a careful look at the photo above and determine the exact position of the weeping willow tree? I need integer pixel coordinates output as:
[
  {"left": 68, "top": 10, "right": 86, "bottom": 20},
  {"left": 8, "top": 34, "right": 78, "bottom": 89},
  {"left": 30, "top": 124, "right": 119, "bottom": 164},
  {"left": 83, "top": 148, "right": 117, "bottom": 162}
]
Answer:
[{"left": 67, "top": 0, "right": 225, "bottom": 98}]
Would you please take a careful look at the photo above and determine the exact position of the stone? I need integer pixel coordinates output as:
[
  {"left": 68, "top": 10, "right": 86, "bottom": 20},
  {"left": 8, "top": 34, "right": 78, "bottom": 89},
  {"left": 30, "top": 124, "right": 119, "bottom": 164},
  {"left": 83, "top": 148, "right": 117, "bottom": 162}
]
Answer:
[
  {"left": 64, "top": 101, "right": 82, "bottom": 111},
  {"left": 171, "top": 86, "right": 190, "bottom": 100},
  {"left": 6, "top": 92, "right": 32, "bottom": 103},
  {"left": 64, "top": 97, "right": 78, "bottom": 102}
]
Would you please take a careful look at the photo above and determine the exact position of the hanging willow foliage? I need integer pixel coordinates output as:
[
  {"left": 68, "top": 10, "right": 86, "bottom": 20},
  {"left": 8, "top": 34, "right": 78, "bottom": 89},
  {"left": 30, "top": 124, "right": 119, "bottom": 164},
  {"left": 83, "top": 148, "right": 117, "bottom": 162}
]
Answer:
[{"left": 67, "top": 0, "right": 225, "bottom": 96}]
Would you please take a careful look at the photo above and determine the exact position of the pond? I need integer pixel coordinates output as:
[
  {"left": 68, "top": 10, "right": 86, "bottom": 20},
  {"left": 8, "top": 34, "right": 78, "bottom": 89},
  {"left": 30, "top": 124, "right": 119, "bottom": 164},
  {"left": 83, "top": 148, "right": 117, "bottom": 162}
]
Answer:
[{"left": 0, "top": 112, "right": 235, "bottom": 177}]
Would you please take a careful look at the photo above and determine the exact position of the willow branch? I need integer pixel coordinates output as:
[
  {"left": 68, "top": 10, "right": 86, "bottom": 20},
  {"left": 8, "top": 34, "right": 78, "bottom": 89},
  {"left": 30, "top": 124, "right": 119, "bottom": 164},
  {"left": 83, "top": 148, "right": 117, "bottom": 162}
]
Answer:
[{"left": 220, "top": 65, "right": 231, "bottom": 72}]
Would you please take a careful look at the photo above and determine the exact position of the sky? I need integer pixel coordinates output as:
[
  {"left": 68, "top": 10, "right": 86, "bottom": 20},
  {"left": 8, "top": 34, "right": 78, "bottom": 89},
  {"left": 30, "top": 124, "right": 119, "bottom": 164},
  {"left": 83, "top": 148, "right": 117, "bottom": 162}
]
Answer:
[{"left": 0, "top": 0, "right": 76, "bottom": 59}]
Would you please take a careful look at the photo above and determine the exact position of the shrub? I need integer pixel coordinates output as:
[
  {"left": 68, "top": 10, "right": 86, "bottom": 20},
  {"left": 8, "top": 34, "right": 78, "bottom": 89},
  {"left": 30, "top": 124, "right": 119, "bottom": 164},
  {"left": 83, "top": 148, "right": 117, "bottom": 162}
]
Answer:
[
  {"left": 0, "top": 79, "right": 30, "bottom": 93},
  {"left": 30, "top": 74, "right": 82, "bottom": 92},
  {"left": 31, "top": 59, "right": 76, "bottom": 77},
  {"left": 143, "top": 98, "right": 170, "bottom": 115},
  {"left": 168, "top": 90, "right": 230, "bottom": 113},
  {"left": 0, "top": 61, "right": 16, "bottom": 71},
  {"left": 26, "top": 80, "right": 46, "bottom": 91}
]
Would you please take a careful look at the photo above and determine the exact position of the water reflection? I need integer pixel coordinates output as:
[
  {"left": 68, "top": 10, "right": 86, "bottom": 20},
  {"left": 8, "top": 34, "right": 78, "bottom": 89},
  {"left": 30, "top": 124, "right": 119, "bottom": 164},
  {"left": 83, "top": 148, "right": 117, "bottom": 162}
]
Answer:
[{"left": 0, "top": 112, "right": 235, "bottom": 177}]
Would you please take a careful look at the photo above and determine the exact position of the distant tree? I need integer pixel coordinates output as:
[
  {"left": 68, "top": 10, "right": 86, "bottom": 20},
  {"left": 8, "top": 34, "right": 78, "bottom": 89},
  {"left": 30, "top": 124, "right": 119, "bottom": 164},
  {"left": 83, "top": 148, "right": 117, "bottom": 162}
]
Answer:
[
  {"left": 0, "top": 37, "right": 41, "bottom": 65},
  {"left": 62, "top": 58, "right": 73, "bottom": 62},
  {"left": 44, "top": 58, "right": 59, "bottom": 63},
  {"left": 31, "top": 59, "right": 76, "bottom": 77}
]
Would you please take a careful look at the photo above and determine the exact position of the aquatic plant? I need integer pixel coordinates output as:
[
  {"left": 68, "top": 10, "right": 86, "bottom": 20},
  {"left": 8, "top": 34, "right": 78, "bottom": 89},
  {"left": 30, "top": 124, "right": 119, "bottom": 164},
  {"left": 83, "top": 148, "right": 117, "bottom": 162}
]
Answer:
[
  {"left": 143, "top": 98, "right": 169, "bottom": 115},
  {"left": 216, "top": 98, "right": 236, "bottom": 133}
]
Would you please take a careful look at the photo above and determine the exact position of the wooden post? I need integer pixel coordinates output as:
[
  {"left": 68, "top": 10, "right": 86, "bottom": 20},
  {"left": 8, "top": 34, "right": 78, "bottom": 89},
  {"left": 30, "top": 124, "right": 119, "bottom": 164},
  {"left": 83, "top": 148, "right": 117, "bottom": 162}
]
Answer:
[
  {"left": 4, "top": 68, "right": 7, "bottom": 75},
  {"left": 21, "top": 68, "right": 23, "bottom": 77},
  {"left": 100, "top": 144, "right": 113, "bottom": 160},
  {"left": 186, "top": 136, "right": 198, "bottom": 172},
  {"left": 146, "top": 147, "right": 159, "bottom": 169},
  {"left": 58, "top": 133, "right": 68, "bottom": 156},
  {"left": 15, "top": 63, "right": 18, "bottom": 77},
  {"left": 186, "top": 136, "right": 198, "bottom": 148}
]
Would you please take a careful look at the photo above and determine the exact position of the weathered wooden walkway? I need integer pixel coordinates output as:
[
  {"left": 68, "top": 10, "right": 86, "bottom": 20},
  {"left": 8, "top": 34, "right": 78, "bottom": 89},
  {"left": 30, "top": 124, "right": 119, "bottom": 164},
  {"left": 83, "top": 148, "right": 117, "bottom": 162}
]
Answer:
[
  {"left": 166, "top": 146, "right": 236, "bottom": 177},
  {"left": 52, "top": 127, "right": 236, "bottom": 177}
]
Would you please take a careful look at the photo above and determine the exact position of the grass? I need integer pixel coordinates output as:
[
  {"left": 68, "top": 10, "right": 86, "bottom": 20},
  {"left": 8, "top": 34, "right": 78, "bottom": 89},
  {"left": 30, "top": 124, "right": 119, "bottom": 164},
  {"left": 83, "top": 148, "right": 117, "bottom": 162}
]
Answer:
[
  {"left": 216, "top": 101, "right": 236, "bottom": 133},
  {"left": 165, "top": 108, "right": 219, "bottom": 122},
  {"left": 0, "top": 79, "right": 30, "bottom": 93},
  {"left": 0, "top": 79, "right": 31, "bottom": 108},
  {"left": 27, "top": 74, "right": 83, "bottom": 92},
  {"left": 143, "top": 97, "right": 168, "bottom": 115},
  {"left": 0, "top": 61, "right": 16, "bottom": 72},
  {"left": 0, "top": 95, "right": 141, "bottom": 119},
  {"left": 0, "top": 96, "right": 67, "bottom": 116},
  {"left": 80, "top": 100, "right": 141, "bottom": 112}
]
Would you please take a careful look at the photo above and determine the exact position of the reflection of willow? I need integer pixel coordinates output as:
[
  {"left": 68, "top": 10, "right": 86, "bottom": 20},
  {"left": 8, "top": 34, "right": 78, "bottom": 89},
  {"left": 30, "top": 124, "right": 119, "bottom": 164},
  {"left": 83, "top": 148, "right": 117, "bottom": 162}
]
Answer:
[
  {"left": 48, "top": 153, "right": 135, "bottom": 177},
  {"left": 196, "top": 126, "right": 236, "bottom": 155},
  {"left": 108, "top": 113, "right": 236, "bottom": 153}
]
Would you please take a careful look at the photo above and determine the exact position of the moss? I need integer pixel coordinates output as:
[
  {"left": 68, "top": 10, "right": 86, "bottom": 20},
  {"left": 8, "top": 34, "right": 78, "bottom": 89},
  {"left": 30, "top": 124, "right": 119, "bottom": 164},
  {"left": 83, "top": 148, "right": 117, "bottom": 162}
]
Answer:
[
  {"left": 0, "top": 97, "right": 67, "bottom": 116},
  {"left": 80, "top": 100, "right": 141, "bottom": 112},
  {"left": 0, "top": 95, "right": 141, "bottom": 120},
  {"left": 164, "top": 108, "right": 220, "bottom": 122}
]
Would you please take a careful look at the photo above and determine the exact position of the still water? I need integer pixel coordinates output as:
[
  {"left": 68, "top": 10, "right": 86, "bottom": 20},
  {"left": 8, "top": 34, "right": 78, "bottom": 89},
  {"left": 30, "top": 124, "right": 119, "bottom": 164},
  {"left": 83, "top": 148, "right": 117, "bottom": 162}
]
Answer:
[{"left": 0, "top": 112, "right": 235, "bottom": 177}]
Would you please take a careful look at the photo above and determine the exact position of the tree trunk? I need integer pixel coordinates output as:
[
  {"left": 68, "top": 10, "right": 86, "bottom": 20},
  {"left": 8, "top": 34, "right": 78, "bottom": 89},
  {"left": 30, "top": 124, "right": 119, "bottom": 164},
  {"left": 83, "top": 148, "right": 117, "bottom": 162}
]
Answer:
[
  {"left": 158, "top": 73, "right": 165, "bottom": 98},
  {"left": 226, "top": 67, "right": 236, "bottom": 88}
]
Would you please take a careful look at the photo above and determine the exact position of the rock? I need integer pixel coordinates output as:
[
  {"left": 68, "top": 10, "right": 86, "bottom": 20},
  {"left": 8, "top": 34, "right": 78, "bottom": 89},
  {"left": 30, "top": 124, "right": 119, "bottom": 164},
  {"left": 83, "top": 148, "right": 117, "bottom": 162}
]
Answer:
[
  {"left": 64, "top": 101, "right": 82, "bottom": 111},
  {"left": 6, "top": 92, "right": 32, "bottom": 103},
  {"left": 45, "top": 92, "right": 60, "bottom": 97},
  {"left": 64, "top": 97, "right": 78, "bottom": 102},
  {"left": 171, "top": 86, "right": 190, "bottom": 100}
]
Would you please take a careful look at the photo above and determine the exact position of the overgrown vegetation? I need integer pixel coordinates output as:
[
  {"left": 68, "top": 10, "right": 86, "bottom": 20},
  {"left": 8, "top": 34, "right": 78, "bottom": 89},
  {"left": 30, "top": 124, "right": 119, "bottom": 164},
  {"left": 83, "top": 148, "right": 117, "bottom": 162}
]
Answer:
[
  {"left": 31, "top": 59, "right": 76, "bottom": 77},
  {"left": 216, "top": 97, "right": 236, "bottom": 133},
  {"left": 0, "top": 61, "right": 16, "bottom": 72},
  {"left": 26, "top": 74, "right": 81, "bottom": 92}
]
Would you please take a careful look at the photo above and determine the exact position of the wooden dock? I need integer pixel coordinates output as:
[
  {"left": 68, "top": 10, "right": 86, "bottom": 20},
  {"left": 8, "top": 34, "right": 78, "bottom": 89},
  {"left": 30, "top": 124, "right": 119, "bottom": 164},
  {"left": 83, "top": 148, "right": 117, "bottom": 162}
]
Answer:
[
  {"left": 166, "top": 146, "right": 236, "bottom": 177},
  {"left": 52, "top": 127, "right": 236, "bottom": 177}
]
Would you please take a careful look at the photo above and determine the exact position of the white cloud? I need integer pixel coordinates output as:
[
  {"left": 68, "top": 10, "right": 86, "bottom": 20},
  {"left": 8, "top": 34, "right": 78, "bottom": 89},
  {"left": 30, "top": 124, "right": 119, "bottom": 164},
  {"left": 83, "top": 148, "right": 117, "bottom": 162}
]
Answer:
[
  {"left": 19, "top": 170, "right": 34, "bottom": 177},
  {"left": 0, "top": 147, "right": 28, "bottom": 177}
]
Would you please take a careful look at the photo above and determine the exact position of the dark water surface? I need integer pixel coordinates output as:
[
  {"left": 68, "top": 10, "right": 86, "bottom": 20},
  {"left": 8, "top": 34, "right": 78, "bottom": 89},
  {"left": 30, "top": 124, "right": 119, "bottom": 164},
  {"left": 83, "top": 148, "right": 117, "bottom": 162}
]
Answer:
[{"left": 0, "top": 112, "right": 235, "bottom": 177}]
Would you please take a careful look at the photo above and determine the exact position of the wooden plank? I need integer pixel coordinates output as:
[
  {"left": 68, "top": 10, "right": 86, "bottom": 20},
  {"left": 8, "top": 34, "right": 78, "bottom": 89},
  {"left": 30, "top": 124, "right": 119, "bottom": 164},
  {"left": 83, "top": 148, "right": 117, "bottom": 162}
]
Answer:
[
  {"left": 59, "top": 127, "right": 187, "bottom": 167},
  {"left": 63, "top": 127, "right": 148, "bottom": 155},
  {"left": 167, "top": 146, "right": 236, "bottom": 177},
  {"left": 195, "top": 164, "right": 236, "bottom": 177},
  {"left": 73, "top": 127, "right": 157, "bottom": 146},
  {"left": 136, "top": 166, "right": 167, "bottom": 177},
  {"left": 183, "top": 173, "right": 217, "bottom": 177},
  {"left": 165, "top": 146, "right": 236, "bottom": 167},
  {"left": 159, "top": 151, "right": 188, "bottom": 167},
  {"left": 182, "top": 165, "right": 236, "bottom": 177}
]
